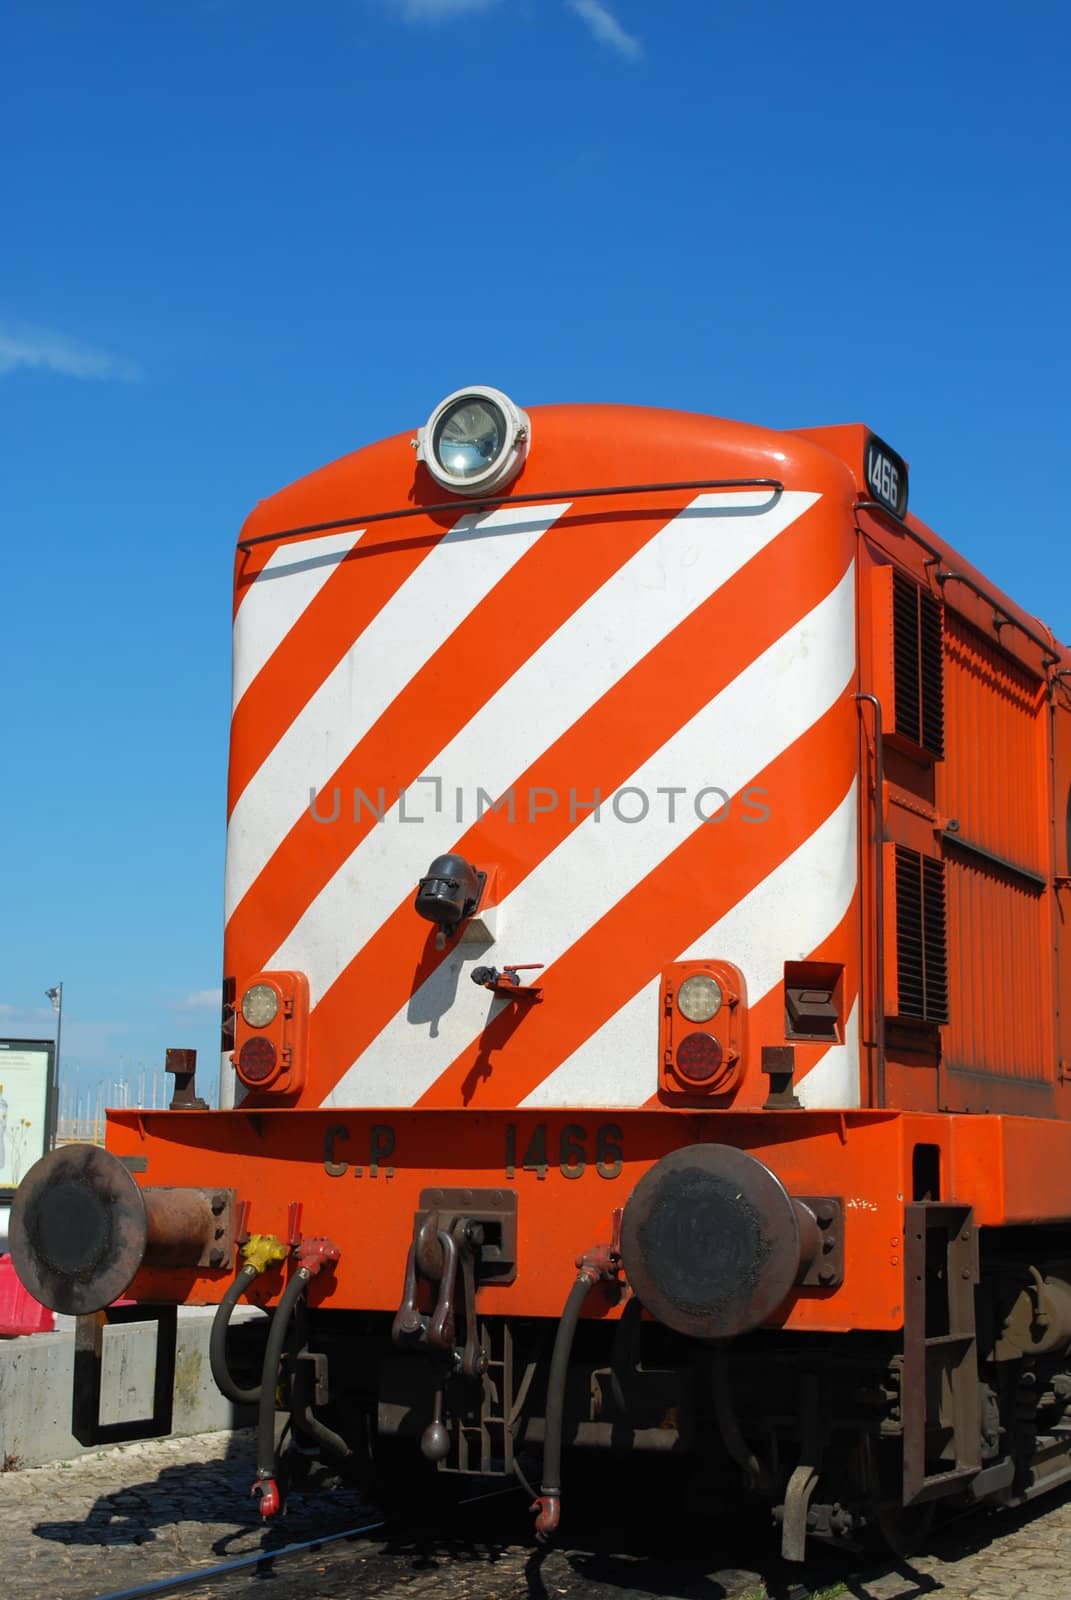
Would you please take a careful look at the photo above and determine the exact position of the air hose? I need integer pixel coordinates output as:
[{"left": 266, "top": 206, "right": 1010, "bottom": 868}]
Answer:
[
  {"left": 253, "top": 1266, "right": 311, "bottom": 1517},
  {"left": 209, "top": 1235, "right": 287, "bottom": 1405},
  {"left": 251, "top": 1236, "right": 341, "bottom": 1518},
  {"left": 532, "top": 1244, "right": 618, "bottom": 1541},
  {"left": 294, "top": 1397, "right": 353, "bottom": 1464}
]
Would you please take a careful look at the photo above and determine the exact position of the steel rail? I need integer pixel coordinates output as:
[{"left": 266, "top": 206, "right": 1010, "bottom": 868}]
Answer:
[
  {"left": 92, "top": 1515, "right": 387, "bottom": 1600},
  {"left": 91, "top": 1482, "right": 521, "bottom": 1600}
]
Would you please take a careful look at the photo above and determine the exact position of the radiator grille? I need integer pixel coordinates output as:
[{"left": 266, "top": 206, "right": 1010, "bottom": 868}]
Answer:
[
  {"left": 895, "top": 846, "right": 949, "bottom": 1023},
  {"left": 893, "top": 572, "right": 944, "bottom": 757}
]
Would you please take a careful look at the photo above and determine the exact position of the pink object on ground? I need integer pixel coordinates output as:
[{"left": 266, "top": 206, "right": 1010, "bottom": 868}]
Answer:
[{"left": 0, "top": 1253, "right": 54, "bottom": 1336}]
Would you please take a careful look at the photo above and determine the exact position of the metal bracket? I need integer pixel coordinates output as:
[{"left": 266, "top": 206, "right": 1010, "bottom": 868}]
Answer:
[
  {"left": 761, "top": 1045, "right": 801, "bottom": 1109},
  {"left": 417, "top": 1188, "right": 518, "bottom": 1282},
  {"left": 471, "top": 966, "right": 543, "bottom": 1004},
  {"left": 165, "top": 1047, "right": 208, "bottom": 1110},
  {"left": 73, "top": 1304, "right": 177, "bottom": 1447},
  {"left": 795, "top": 1197, "right": 844, "bottom": 1288},
  {"left": 295, "top": 1349, "right": 329, "bottom": 1407}
]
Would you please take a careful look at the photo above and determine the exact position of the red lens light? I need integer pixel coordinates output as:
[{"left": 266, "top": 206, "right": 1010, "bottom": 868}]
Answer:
[
  {"left": 676, "top": 1031, "right": 724, "bottom": 1083},
  {"left": 238, "top": 1035, "right": 278, "bottom": 1084}
]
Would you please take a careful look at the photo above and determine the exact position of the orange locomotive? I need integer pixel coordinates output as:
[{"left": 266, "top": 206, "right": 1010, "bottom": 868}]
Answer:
[{"left": 14, "top": 389, "right": 1071, "bottom": 1557}]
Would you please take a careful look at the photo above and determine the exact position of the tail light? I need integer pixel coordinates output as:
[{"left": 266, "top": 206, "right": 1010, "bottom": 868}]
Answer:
[
  {"left": 659, "top": 960, "right": 746, "bottom": 1098},
  {"left": 232, "top": 970, "right": 309, "bottom": 1095}
]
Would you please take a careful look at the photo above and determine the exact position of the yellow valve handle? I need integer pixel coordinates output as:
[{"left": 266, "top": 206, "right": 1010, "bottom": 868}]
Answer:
[{"left": 241, "top": 1233, "right": 288, "bottom": 1275}]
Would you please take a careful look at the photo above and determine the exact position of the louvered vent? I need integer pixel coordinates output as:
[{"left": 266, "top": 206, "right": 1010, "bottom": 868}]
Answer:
[
  {"left": 893, "top": 572, "right": 944, "bottom": 757},
  {"left": 895, "top": 846, "right": 949, "bottom": 1023}
]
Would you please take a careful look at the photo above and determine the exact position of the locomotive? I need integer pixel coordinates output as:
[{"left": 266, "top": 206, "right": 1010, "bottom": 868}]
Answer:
[{"left": 13, "top": 387, "right": 1071, "bottom": 1560}]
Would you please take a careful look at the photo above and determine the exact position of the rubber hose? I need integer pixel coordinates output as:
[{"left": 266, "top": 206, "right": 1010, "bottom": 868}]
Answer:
[
  {"left": 286, "top": 1298, "right": 354, "bottom": 1465},
  {"left": 210, "top": 1264, "right": 264, "bottom": 1405},
  {"left": 256, "top": 1269, "right": 310, "bottom": 1481},
  {"left": 540, "top": 1273, "right": 597, "bottom": 1504},
  {"left": 294, "top": 1401, "right": 353, "bottom": 1464},
  {"left": 712, "top": 1348, "right": 774, "bottom": 1496},
  {"left": 609, "top": 1292, "right": 643, "bottom": 1413}
]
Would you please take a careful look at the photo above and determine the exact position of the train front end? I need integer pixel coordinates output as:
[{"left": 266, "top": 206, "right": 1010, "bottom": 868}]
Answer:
[{"left": 11, "top": 391, "right": 901, "bottom": 1554}]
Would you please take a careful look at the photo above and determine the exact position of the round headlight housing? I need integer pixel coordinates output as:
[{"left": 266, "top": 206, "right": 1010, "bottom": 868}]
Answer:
[
  {"left": 418, "top": 385, "right": 530, "bottom": 496},
  {"left": 241, "top": 983, "right": 279, "bottom": 1028},
  {"left": 677, "top": 974, "right": 723, "bottom": 1023}
]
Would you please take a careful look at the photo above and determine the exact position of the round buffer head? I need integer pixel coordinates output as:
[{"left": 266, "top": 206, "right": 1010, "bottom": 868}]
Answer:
[
  {"left": 619, "top": 1143, "right": 801, "bottom": 1340},
  {"left": 9, "top": 1144, "right": 149, "bottom": 1316}
]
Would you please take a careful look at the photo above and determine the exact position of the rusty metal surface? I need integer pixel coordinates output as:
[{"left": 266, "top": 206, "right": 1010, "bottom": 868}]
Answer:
[
  {"left": 8, "top": 1144, "right": 234, "bottom": 1315},
  {"left": 902, "top": 1203, "right": 981, "bottom": 1507},
  {"left": 416, "top": 1188, "right": 518, "bottom": 1282},
  {"left": 144, "top": 1187, "right": 233, "bottom": 1270},
  {"left": 9, "top": 1144, "right": 150, "bottom": 1316},
  {"left": 619, "top": 1143, "right": 802, "bottom": 1339},
  {"left": 165, "top": 1046, "right": 209, "bottom": 1110}
]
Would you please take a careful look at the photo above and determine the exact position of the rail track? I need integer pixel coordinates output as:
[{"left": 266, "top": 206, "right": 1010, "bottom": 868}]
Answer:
[
  {"left": 48, "top": 1450, "right": 1071, "bottom": 1600},
  {"left": 82, "top": 1473, "right": 877, "bottom": 1600},
  {"left": 94, "top": 1512, "right": 389, "bottom": 1600},
  {"left": 91, "top": 1483, "right": 530, "bottom": 1600}
]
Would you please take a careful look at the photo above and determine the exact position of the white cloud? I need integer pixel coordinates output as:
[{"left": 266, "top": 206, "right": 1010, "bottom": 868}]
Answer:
[
  {"left": 0, "top": 1002, "right": 54, "bottom": 1027},
  {"left": 0, "top": 321, "right": 141, "bottom": 382},
  {"left": 173, "top": 988, "right": 221, "bottom": 1013},
  {"left": 566, "top": 0, "right": 642, "bottom": 58},
  {"left": 0, "top": 1004, "right": 131, "bottom": 1066},
  {"left": 389, "top": 0, "right": 499, "bottom": 19}
]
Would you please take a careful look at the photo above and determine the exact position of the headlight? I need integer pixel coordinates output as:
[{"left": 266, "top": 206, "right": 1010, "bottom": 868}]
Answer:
[
  {"left": 417, "top": 385, "right": 530, "bottom": 496},
  {"left": 241, "top": 983, "right": 279, "bottom": 1028},
  {"left": 677, "top": 974, "right": 722, "bottom": 1023}
]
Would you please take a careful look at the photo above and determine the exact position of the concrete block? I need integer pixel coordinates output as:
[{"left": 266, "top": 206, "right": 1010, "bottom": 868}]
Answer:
[{"left": 0, "top": 1307, "right": 259, "bottom": 1468}]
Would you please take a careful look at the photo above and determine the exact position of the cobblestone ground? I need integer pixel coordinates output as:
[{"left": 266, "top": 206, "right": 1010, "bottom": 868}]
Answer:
[{"left": 2, "top": 1429, "right": 1071, "bottom": 1600}]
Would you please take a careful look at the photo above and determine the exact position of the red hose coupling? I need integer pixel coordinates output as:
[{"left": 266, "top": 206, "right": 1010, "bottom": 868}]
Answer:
[
  {"left": 532, "top": 1493, "right": 561, "bottom": 1541},
  {"left": 252, "top": 1475, "right": 281, "bottom": 1518},
  {"left": 575, "top": 1242, "right": 619, "bottom": 1282},
  {"left": 296, "top": 1236, "right": 341, "bottom": 1275}
]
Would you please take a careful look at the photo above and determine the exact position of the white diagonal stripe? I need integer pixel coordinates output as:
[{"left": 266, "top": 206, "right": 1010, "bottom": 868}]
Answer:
[
  {"left": 270, "top": 489, "right": 818, "bottom": 1005},
  {"left": 796, "top": 999, "right": 860, "bottom": 1108},
  {"left": 521, "top": 783, "right": 858, "bottom": 1106},
  {"left": 326, "top": 561, "right": 855, "bottom": 1107},
  {"left": 225, "top": 502, "right": 572, "bottom": 919},
  {"left": 232, "top": 531, "right": 365, "bottom": 712}
]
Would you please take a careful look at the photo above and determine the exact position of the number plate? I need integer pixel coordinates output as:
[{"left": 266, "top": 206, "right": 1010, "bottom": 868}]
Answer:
[{"left": 864, "top": 433, "right": 908, "bottom": 518}]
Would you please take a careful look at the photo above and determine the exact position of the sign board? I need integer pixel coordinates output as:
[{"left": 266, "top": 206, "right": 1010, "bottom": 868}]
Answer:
[{"left": 0, "top": 1038, "right": 55, "bottom": 1201}]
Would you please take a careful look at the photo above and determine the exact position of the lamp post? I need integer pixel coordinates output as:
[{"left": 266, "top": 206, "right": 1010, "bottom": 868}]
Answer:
[{"left": 45, "top": 984, "right": 62, "bottom": 1150}]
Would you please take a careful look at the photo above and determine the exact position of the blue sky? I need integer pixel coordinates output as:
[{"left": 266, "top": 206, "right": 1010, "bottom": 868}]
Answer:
[{"left": 2, "top": 0, "right": 1069, "bottom": 1107}]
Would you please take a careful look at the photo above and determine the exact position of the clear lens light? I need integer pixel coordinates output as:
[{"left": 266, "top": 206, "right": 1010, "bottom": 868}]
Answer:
[
  {"left": 433, "top": 398, "right": 506, "bottom": 480},
  {"left": 677, "top": 974, "right": 723, "bottom": 1023},
  {"left": 241, "top": 983, "right": 279, "bottom": 1028},
  {"left": 419, "top": 386, "right": 530, "bottom": 496}
]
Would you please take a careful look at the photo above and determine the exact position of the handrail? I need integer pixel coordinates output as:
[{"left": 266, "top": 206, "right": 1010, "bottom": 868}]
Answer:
[
  {"left": 856, "top": 693, "right": 886, "bottom": 1107},
  {"left": 855, "top": 498, "right": 1059, "bottom": 666},
  {"left": 237, "top": 477, "right": 785, "bottom": 552}
]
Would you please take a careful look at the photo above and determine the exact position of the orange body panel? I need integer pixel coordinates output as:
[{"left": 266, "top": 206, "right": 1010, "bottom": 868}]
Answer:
[{"left": 103, "top": 403, "right": 1071, "bottom": 1334}]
